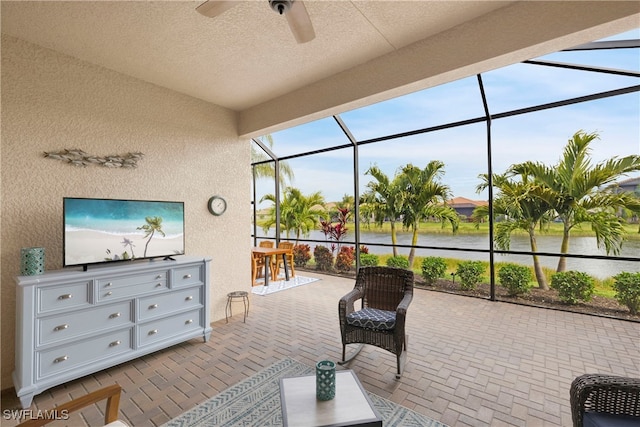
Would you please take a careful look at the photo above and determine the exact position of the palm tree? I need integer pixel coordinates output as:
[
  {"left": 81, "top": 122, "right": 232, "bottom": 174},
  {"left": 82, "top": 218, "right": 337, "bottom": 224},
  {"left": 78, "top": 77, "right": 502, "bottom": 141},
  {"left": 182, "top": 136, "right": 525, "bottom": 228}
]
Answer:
[
  {"left": 474, "top": 172, "right": 554, "bottom": 289},
  {"left": 397, "top": 162, "right": 459, "bottom": 268},
  {"left": 335, "top": 194, "right": 355, "bottom": 216},
  {"left": 252, "top": 134, "right": 294, "bottom": 185},
  {"left": 362, "top": 165, "right": 404, "bottom": 257},
  {"left": 511, "top": 130, "right": 640, "bottom": 272},
  {"left": 260, "top": 187, "right": 325, "bottom": 242},
  {"left": 137, "top": 216, "right": 165, "bottom": 258}
]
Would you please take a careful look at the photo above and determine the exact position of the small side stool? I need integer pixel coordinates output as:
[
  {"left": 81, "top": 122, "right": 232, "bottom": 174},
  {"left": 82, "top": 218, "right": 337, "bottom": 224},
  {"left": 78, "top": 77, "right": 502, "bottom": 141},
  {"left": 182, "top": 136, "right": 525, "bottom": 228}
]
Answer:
[{"left": 226, "top": 291, "right": 249, "bottom": 323}]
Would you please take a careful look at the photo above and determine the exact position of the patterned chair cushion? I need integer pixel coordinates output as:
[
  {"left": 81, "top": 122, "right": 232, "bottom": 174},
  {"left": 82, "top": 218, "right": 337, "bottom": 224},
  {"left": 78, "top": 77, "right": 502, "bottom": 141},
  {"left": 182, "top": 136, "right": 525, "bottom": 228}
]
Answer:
[{"left": 346, "top": 308, "right": 396, "bottom": 331}]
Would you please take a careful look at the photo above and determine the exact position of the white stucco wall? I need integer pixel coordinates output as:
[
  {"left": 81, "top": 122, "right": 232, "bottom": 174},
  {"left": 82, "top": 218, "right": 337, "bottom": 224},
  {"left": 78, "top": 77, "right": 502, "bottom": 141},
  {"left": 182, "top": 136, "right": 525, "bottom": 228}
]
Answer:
[{"left": 0, "top": 35, "right": 251, "bottom": 388}]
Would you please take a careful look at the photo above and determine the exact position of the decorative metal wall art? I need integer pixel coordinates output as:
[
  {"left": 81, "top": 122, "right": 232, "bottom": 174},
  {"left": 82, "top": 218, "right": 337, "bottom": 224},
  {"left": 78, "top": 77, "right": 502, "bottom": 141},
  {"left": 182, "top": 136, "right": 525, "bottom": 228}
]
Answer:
[{"left": 43, "top": 149, "right": 144, "bottom": 168}]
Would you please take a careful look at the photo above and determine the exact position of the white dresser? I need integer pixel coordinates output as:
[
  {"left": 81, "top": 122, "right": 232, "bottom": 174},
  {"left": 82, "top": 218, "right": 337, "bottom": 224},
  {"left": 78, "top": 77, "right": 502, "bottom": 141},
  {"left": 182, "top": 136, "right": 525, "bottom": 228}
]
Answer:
[{"left": 13, "top": 256, "right": 212, "bottom": 408}]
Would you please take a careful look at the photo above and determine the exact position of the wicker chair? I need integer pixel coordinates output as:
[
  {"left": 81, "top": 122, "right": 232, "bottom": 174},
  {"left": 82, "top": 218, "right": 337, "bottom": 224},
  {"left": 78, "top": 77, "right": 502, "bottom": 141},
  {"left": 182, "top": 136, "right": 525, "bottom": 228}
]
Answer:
[
  {"left": 570, "top": 374, "right": 640, "bottom": 427},
  {"left": 338, "top": 266, "right": 414, "bottom": 378}
]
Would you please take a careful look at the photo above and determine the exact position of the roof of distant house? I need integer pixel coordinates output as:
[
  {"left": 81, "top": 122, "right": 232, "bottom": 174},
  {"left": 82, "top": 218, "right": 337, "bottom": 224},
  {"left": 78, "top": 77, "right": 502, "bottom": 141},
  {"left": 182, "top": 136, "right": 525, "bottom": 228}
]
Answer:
[
  {"left": 617, "top": 177, "right": 640, "bottom": 187},
  {"left": 448, "top": 197, "right": 488, "bottom": 207}
]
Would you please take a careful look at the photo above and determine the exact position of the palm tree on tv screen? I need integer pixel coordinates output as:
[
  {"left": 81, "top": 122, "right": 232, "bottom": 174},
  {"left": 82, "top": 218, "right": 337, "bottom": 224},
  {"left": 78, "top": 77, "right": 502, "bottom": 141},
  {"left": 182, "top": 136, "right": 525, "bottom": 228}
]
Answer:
[{"left": 137, "top": 216, "right": 166, "bottom": 258}]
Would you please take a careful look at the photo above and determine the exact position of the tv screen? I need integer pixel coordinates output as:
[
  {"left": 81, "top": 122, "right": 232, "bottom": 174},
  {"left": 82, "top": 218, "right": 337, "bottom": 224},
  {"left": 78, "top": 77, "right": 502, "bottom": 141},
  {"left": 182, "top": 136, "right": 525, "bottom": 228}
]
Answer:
[{"left": 63, "top": 197, "right": 185, "bottom": 268}]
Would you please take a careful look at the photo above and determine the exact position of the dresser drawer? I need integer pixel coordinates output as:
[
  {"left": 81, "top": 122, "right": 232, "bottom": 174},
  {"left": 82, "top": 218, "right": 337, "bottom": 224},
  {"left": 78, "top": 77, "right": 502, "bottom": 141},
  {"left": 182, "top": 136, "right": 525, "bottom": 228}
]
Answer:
[
  {"left": 138, "top": 287, "right": 202, "bottom": 321},
  {"left": 37, "top": 281, "right": 92, "bottom": 315},
  {"left": 38, "top": 301, "right": 133, "bottom": 347},
  {"left": 96, "top": 271, "right": 168, "bottom": 289},
  {"left": 172, "top": 265, "right": 204, "bottom": 288},
  {"left": 138, "top": 309, "right": 202, "bottom": 347},
  {"left": 97, "top": 280, "right": 169, "bottom": 302},
  {"left": 37, "top": 329, "right": 132, "bottom": 380}
]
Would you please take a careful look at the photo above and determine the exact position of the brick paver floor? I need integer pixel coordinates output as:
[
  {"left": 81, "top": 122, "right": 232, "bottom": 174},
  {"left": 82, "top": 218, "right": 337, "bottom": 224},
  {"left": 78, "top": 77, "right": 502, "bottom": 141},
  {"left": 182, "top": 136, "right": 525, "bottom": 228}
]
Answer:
[{"left": 2, "top": 271, "right": 638, "bottom": 426}]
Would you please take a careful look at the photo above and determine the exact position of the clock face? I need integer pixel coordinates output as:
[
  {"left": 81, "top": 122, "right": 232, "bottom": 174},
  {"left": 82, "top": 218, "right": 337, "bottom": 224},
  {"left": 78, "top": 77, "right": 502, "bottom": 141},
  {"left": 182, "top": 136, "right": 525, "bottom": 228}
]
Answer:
[{"left": 208, "top": 196, "right": 227, "bottom": 216}]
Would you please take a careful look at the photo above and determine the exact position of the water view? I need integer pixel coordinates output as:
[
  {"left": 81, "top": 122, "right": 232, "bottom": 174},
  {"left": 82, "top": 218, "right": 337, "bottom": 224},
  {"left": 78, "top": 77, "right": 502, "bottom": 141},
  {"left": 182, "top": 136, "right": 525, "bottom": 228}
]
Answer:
[{"left": 264, "top": 229, "right": 640, "bottom": 279}]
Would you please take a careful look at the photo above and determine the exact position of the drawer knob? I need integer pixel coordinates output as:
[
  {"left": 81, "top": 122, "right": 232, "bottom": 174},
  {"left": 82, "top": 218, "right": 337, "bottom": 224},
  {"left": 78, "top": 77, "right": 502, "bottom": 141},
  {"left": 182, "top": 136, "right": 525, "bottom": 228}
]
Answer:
[
  {"left": 185, "top": 296, "right": 193, "bottom": 301},
  {"left": 149, "top": 304, "right": 158, "bottom": 310},
  {"left": 155, "top": 275, "right": 163, "bottom": 279},
  {"left": 109, "top": 312, "right": 121, "bottom": 319},
  {"left": 109, "top": 340, "right": 121, "bottom": 347},
  {"left": 148, "top": 329, "right": 158, "bottom": 335},
  {"left": 58, "top": 294, "right": 73, "bottom": 300},
  {"left": 185, "top": 319, "right": 193, "bottom": 324},
  {"left": 184, "top": 274, "right": 192, "bottom": 279},
  {"left": 54, "top": 356, "right": 68, "bottom": 363},
  {"left": 156, "top": 283, "right": 163, "bottom": 288},
  {"left": 54, "top": 324, "right": 69, "bottom": 332},
  {"left": 105, "top": 282, "right": 112, "bottom": 287},
  {"left": 105, "top": 291, "right": 113, "bottom": 297}
]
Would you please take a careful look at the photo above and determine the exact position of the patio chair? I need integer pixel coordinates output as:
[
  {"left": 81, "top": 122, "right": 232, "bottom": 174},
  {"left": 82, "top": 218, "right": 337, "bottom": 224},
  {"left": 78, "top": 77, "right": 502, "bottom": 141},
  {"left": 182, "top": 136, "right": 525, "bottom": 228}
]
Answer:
[
  {"left": 274, "top": 241, "right": 295, "bottom": 279},
  {"left": 251, "top": 252, "right": 275, "bottom": 286},
  {"left": 338, "top": 266, "right": 414, "bottom": 378},
  {"left": 17, "top": 384, "right": 126, "bottom": 427},
  {"left": 570, "top": 373, "right": 640, "bottom": 427}
]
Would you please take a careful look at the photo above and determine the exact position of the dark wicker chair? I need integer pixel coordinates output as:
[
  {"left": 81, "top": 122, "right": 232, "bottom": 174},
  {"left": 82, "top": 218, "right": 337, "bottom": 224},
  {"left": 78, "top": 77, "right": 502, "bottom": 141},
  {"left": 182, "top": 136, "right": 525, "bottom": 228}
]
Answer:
[
  {"left": 570, "top": 374, "right": 640, "bottom": 427},
  {"left": 338, "top": 266, "right": 414, "bottom": 378}
]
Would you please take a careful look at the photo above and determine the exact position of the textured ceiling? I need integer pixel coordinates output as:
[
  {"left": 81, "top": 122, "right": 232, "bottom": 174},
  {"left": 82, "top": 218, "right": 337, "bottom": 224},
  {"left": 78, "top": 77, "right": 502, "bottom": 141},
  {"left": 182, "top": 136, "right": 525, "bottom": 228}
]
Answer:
[
  {"left": 2, "top": 1, "right": 639, "bottom": 137},
  {"left": 0, "top": 1, "right": 518, "bottom": 110}
]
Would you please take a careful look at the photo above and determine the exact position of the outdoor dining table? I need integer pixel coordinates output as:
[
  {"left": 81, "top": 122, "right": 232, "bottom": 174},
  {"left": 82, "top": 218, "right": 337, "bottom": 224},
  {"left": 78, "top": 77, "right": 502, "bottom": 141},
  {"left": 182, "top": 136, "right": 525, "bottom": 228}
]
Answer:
[{"left": 251, "top": 246, "right": 291, "bottom": 286}]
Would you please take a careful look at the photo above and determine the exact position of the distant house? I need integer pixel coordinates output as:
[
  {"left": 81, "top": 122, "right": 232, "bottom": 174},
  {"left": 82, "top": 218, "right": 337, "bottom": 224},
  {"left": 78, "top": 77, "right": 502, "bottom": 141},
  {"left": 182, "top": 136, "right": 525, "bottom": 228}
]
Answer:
[
  {"left": 616, "top": 177, "right": 640, "bottom": 195},
  {"left": 447, "top": 197, "right": 488, "bottom": 218}
]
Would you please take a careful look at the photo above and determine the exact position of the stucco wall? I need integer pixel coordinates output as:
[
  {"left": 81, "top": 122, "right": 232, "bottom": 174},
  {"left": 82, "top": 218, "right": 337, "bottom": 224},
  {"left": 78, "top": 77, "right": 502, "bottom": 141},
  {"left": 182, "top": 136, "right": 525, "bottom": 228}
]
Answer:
[{"left": 0, "top": 35, "right": 251, "bottom": 389}]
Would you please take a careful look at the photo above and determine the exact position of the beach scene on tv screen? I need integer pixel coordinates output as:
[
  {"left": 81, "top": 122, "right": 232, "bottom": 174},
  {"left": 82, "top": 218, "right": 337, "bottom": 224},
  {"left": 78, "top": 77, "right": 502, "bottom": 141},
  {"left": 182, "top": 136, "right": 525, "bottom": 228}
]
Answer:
[{"left": 64, "top": 198, "right": 185, "bottom": 266}]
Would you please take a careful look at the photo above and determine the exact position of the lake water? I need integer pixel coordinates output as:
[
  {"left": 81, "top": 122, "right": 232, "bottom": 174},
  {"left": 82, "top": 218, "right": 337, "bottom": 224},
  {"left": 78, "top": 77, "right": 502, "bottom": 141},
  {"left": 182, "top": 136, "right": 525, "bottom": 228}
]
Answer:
[{"left": 262, "top": 229, "right": 640, "bottom": 279}]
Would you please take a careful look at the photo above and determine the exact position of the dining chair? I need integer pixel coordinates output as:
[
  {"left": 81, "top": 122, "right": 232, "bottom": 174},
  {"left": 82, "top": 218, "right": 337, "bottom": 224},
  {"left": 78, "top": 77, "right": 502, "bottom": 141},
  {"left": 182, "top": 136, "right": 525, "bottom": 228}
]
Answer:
[
  {"left": 16, "top": 384, "right": 126, "bottom": 427},
  {"left": 274, "top": 241, "right": 296, "bottom": 279},
  {"left": 251, "top": 252, "right": 276, "bottom": 286}
]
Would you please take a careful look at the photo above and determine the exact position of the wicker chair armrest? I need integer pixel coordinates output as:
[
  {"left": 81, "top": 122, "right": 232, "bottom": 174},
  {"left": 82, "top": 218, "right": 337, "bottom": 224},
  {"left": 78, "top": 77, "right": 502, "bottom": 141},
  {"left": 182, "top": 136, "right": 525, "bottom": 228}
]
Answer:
[
  {"left": 570, "top": 374, "right": 640, "bottom": 427},
  {"left": 339, "top": 288, "right": 364, "bottom": 316},
  {"left": 396, "top": 293, "right": 413, "bottom": 317},
  {"left": 394, "top": 292, "right": 413, "bottom": 333}
]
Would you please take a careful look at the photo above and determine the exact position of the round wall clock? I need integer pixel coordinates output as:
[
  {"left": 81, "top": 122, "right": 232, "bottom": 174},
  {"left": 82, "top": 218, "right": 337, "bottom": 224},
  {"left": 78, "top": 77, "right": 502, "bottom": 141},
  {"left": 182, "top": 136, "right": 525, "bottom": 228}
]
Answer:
[{"left": 207, "top": 196, "right": 227, "bottom": 216}]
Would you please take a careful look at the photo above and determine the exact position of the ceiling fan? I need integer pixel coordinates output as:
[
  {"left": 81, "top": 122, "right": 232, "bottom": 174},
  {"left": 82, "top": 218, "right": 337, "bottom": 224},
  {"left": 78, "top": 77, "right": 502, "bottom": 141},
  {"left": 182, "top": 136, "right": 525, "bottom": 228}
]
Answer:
[{"left": 196, "top": 0, "right": 316, "bottom": 44}]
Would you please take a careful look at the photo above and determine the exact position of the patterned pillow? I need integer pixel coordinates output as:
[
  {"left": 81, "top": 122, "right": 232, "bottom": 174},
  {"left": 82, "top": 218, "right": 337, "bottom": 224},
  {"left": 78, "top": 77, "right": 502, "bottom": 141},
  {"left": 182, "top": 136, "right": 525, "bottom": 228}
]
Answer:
[{"left": 346, "top": 308, "right": 396, "bottom": 330}]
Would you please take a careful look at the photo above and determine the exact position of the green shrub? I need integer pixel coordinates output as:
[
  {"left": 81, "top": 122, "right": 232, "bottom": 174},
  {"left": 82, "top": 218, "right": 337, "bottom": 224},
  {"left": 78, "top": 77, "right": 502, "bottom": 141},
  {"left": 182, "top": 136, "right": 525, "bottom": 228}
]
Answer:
[
  {"left": 292, "top": 244, "right": 311, "bottom": 267},
  {"left": 498, "top": 263, "right": 532, "bottom": 296},
  {"left": 359, "top": 253, "right": 379, "bottom": 267},
  {"left": 612, "top": 272, "right": 640, "bottom": 315},
  {"left": 386, "top": 256, "right": 409, "bottom": 269},
  {"left": 551, "top": 271, "right": 595, "bottom": 305},
  {"left": 456, "top": 261, "right": 484, "bottom": 291},
  {"left": 313, "top": 245, "right": 334, "bottom": 271},
  {"left": 421, "top": 257, "right": 447, "bottom": 285},
  {"left": 335, "top": 246, "right": 355, "bottom": 272}
]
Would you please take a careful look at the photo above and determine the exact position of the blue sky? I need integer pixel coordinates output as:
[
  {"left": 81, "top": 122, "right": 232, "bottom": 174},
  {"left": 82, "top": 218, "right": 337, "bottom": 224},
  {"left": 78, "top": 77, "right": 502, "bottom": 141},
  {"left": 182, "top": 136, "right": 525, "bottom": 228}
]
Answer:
[{"left": 254, "top": 29, "right": 640, "bottom": 206}]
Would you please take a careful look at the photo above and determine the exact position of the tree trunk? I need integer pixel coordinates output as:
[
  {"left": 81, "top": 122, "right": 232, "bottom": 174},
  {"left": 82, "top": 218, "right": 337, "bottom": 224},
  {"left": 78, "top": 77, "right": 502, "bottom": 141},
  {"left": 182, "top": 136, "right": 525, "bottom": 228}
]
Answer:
[
  {"left": 408, "top": 225, "right": 419, "bottom": 268},
  {"left": 528, "top": 229, "right": 548, "bottom": 290},
  {"left": 556, "top": 222, "right": 571, "bottom": 272},
  {"left": 390, "top": 221, "right": 398, "bottom": 257}
]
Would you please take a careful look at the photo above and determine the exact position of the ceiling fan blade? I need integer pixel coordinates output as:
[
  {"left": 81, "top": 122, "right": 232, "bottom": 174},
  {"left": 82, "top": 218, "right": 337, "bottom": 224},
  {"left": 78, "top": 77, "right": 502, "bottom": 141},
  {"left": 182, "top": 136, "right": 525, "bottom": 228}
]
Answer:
[
  {"left": 286, "top": 1, "right": 315, "bottom": 44},
  {"left": 196, "top": 0, "right": 238, "bottom": 18}
]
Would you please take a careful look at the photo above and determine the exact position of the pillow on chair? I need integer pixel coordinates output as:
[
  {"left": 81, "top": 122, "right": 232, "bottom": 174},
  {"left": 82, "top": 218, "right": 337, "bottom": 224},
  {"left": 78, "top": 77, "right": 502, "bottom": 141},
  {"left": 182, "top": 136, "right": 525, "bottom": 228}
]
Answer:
[
  {"left": 346, "top": 308, "right": 396, "bottom": 330},
  {"left": 583, "top": 412, "right": 639, "bottom": 427}
]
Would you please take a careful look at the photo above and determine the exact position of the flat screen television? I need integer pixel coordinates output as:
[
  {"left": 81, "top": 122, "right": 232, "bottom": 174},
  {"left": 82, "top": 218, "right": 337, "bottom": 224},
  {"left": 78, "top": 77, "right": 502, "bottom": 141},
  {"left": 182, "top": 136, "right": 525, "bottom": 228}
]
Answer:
[{"left": 63, "top": 197, "right": 185, "bottom": 269}]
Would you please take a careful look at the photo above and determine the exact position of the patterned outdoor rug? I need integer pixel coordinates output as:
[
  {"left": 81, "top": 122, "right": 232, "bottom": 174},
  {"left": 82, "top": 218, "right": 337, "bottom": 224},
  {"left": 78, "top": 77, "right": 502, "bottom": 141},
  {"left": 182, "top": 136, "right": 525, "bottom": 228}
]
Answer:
[
  {"left": 163, "top": 358, "right": 448, "bottom": 427},
  {"left": 251, "top": 275, "right": 319, "bottom": 296}
]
